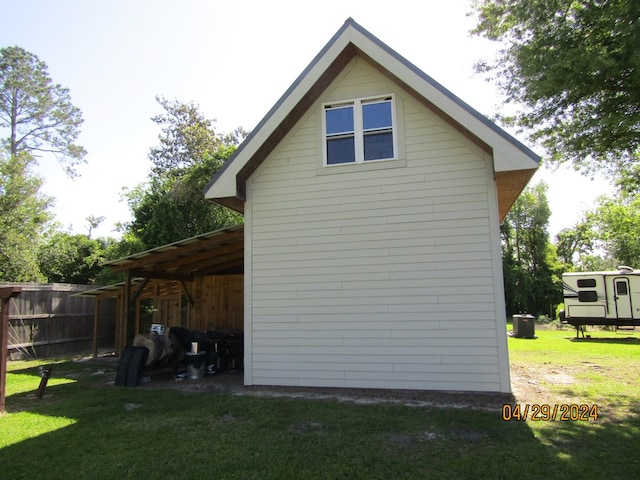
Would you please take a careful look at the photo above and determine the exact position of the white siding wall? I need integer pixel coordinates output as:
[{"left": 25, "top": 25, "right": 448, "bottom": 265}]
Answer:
[{"left": 245, "top": 58, "right": 510, "bottom": 392}]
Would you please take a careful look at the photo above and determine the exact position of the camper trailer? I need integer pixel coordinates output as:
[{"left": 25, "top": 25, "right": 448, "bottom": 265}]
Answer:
[{"left": 560, "top": 266, "right": 640, "bottom": 333}]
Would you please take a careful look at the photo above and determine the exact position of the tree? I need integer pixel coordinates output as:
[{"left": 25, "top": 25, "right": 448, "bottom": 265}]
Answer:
[
  {"left": 38, "top": 232, "right": 105, "bottom": 284},
  {"left": 554, "top": 190, "right": 640, "bottom": 270},
  {"left": 471, "top": 0, "right": 640, "bottom": 175},
  {"left": 501, "top": 182, "right": 563, "bottom": 315},
  {"left": 125, "top": 147, "right": 242, "bottom": 248},
  {"left": 0, "top": 151, "right": 52, "bottom": 281},
  {"left": 613, "top": 151, "right": 640, "bottom": 195},
  {"left": 590, "top": 196, "right": 640, "bottom": 267},
  {"left": 37, "top": 229, "right": 146, "bottom": 285},
  {"left": 501, "top": 219, "right": 532, "bottom": 314},
  {"left": 0, "top": 46, "right": 86, "bottom": 177},
  {"left": 577, "top": 194, "right": 640, "bottom": 268},
  {"left": 149, "top": 96, "right": 222, "bottom": 177},
  {"left": 555, "top": 223, "right": 592, "bottom": 267},
  {"left": 86, "top": 214, "right": 105, "bottom": 239},
  {"left": 92, "top": 231, "right": 146, "bottom": 286},
  {"left": 122, "top": 98, "right": 244, "bottom": 249}
]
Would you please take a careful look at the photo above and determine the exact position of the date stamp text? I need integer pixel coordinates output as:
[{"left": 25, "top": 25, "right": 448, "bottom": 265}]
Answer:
[{"left": 502, "top": 403, "right": 599, "bottom": 422}]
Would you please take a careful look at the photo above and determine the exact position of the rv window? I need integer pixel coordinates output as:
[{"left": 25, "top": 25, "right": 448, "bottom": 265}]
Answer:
[
  {"left": 578, "top": 291, "right": 598, "bottom": 302},
  {"left": 616, "top": 281, "right": 629, "bottom": 295},
  {"left": 577, "top": 279, "right": 597, "bottom": 288}
]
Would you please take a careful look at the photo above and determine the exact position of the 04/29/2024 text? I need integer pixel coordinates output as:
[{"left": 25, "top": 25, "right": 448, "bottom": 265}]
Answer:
[{"left": 502, "top": 404, "right": 599, "bottom": 422}]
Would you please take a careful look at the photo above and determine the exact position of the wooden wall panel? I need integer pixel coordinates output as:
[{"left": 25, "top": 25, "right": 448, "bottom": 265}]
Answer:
[{"left": 190, "top": 275, "right": 244, "bottom": 332}]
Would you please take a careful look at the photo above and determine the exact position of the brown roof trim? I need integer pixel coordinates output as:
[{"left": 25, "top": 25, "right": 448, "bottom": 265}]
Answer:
[
  {"left": 205, "top": 18, "right": 540, "bottom": 210},
  {"left": 236, "top": 44, "right": 358, "bottom": 195}
]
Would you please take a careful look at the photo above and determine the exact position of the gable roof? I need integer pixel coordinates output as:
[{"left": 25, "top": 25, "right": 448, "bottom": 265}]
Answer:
[{"left": 204, "top": 18, "right": 540, "bottom": 218}]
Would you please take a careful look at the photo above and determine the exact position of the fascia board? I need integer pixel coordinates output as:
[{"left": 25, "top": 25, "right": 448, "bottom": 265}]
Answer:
[
  {"left": 346, "top": 25, "right": 540, "bottom": 172},
  {"left": 204, "top": 27, "right": 353, "bottom": 201},
  {"left": 204, "top": 19, "right": 540, "bottom": 202}
]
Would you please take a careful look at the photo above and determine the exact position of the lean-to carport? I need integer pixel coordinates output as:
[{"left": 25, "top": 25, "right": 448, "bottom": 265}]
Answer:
[{"left": 81, "top": 226, "right": 244, "bottom": 355}]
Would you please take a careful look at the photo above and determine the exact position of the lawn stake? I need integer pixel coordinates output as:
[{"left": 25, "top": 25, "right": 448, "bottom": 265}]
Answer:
[{"left": 36, "top": 367, "right": 52, "bottom": 398}]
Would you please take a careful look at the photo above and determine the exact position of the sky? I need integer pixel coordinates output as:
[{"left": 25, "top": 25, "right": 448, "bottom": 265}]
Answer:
[{"left": 1, "top": 0, "right": 612, "bottom": 240}]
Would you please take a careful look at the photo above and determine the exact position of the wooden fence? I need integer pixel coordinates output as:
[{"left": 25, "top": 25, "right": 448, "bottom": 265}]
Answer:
[{"left": 1, "top": 283, "right": 116, "bottom": 359}]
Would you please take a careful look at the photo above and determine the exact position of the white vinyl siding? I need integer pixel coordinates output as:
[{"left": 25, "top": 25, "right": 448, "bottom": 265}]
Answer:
[{"left": 244, "top": 59, "right": 509, "bottom": 392}]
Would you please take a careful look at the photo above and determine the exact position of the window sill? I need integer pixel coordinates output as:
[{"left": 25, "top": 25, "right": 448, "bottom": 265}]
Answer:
[{"left": 316, "top": 158, "right": 406, "bottom": 176}]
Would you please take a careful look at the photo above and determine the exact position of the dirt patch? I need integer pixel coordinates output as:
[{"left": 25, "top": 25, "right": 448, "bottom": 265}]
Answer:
[
  {"left": 234, "top": 365, "right": 591, "bottom": 411},
  {"left": 123, "top": 364, "right": 515, "bottom": 412},
  {"left": 510, "top": 362, "right": 585, "bottom": 405},
  {"left": 508, "top": 361, "right": 633, "bottom": 422},
  {"left": 239, "top": 384, "right": 515, "bottom": 412}
]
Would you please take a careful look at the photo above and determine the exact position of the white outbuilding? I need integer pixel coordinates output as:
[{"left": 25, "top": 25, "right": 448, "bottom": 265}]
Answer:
[{"left": 205, "top": 18, "right": 539, "bottom": 393}]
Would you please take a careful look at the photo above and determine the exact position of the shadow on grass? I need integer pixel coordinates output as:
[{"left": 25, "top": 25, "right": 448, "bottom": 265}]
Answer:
[
  {"left": 1, "top": 359, "right": 640, "bottom": 479},
  {"left": 569, "top": 337, "right": 640, "bottom": 344}
]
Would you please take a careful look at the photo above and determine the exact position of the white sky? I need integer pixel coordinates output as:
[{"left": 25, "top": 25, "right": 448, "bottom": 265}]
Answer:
[{"left": 0, "top": 0, "right": 612, "bottom": 239}]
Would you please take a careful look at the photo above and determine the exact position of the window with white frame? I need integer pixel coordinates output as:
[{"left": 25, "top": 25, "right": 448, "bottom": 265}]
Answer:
[{"left": 324, "top": 96, "right": 396, "bottom": 165}]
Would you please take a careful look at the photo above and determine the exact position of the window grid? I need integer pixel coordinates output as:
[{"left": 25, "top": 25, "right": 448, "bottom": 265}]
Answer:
[{"left": 324, "top": 95, "right": 395, "bottom": 166}]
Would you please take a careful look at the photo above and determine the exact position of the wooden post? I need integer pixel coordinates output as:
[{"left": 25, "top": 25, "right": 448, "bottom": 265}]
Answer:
[
  {"left": 135, "top": 297, "right": 141, "bottom": 337},
  {"left": 92, "top": 297, "right": 100, "bottom": 358},
  {"left": 114, "top": 295, "right": 121, "bottom": 355},
  {"left": 122, "top": 271, "right": 131, "bottom": 352},
  {"left": 1, "top": 287, "right": 21, "bottom": 414},
  {"left": 153, "top": 282, "right": 159, "bottom": 327}
]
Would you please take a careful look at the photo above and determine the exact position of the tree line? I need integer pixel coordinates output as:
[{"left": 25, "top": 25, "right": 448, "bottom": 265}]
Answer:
[
  {"left": 473, "top": 0, "right": 640, "bottom": 316},
  {"left": 2, "top": 0, "right": 638, "bottom": 317},
  {"left": 0, "top": 46, "right": 243, "bottom": 285}
]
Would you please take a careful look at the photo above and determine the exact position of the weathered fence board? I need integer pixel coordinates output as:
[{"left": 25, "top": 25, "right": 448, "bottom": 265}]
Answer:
[{"left": 1, "top": 283, "right": 116, "bottom": 359}]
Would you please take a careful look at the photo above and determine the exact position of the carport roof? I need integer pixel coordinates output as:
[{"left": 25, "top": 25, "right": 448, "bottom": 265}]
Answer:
[{"left": 103, "top": 225, "right": 244, "bottom": 281}]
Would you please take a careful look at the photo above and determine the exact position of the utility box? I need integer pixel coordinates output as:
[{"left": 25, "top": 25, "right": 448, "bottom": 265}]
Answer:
[{"left": 512, "top": 314, "right": 536, "bottom": 338}]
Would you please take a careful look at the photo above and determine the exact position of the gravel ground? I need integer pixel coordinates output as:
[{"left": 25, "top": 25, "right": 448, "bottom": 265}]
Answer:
[{"left": 134, "top": 366, "right": 517, "bottom": 412}]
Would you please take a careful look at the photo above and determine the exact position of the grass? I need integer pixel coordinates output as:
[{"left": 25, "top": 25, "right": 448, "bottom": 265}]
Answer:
[
  {"left": 508, "top": 325, "right": 640, "bottom": 416},
  {"left": 506, "top": 325, "right": 640, "bottom": 476},
  {"left": 1, "top": 325, "right": 639, "bottom": 479}
]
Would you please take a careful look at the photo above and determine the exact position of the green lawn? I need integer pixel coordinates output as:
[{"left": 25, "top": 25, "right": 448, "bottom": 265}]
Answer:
[
  {"left": 508, "top": 325, "right": 640, "bottom": 419},
  {"left": 1, "top": 325, "right": 639, "bottom": 479}
]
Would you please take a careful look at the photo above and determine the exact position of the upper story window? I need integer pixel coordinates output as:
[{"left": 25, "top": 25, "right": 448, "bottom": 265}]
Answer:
[{"left": 324, "top": 95, "right": 396, "bottom": 166}]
